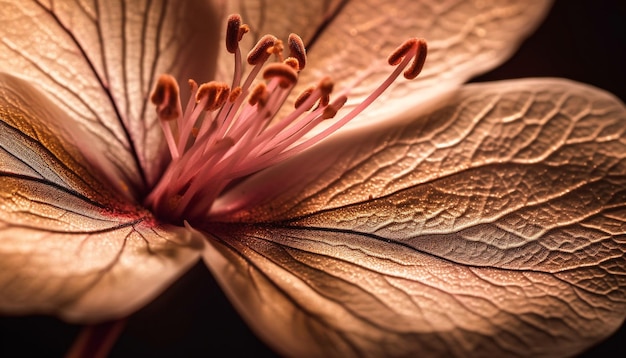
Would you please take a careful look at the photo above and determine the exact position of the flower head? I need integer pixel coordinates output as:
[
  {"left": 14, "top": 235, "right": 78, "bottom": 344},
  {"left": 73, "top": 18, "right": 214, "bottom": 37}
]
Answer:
[{"left": 146, "top": 14, "right": 427, "bottom": 222}]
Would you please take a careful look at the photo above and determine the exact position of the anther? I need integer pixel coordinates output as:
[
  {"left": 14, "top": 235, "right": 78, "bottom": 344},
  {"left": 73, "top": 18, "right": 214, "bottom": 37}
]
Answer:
[
  {"left": 404, "top": 38, "right": 427, "bottom": 79},
  {"left": 284, "top": 57, "right": 300, "bottom": 71},
  {"left": 318, "top": 77, "right": 334, "bottom": 96},
  {"left": 229, "top": 86, "right": 243, "bottom": 102},
  {"left": 322, "top": 95, "right": 348, "bottom": 119},
  {"left": 317, "top": 77, "right": 334, "bottom": 107},
  {"left": 249, "top": 83, "right": 269, "bottom": 106},
  {"left": 150, "top": 74, "right": 180, "bottom": 120},
  {"left": 387, "top": 38, "right": 428, "bottom": 79},
  {"left": 294, "top": 86, "right": 315, "bottom": 110},
  {"left": 288, "top": 33, "right": 306, "bottom": 70},
  {"left": 247, "top": 35, "right": 278, "bottom": 65},
  {"left": 262, "top": 63, "right": 298, "bottom": 88},
  {"left": 226, "top": 14, "right": 243, "bottom": 53},
  {"left": 196, "top": 82, "right": 230, "bottom": 111},
  {"left": 387, "top": 38, "right": 417, "bottom": 66},
  {"left": 147, "top": 13, "right": 431, "bottom": 223}
]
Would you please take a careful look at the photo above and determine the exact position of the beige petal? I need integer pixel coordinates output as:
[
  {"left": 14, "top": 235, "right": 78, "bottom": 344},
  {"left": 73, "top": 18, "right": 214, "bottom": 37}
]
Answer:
[
  {"left": 204, "top": 78, "right": 626, "bottom": 356},
  {"left": 0, "top": 0, "right": 221, "bottom": 192},
  {"left": 216, "top": 0, "right": 553, "bottom": 125},
  {"left": 0, "top": 74, "right": 202, "bottom": 322}
]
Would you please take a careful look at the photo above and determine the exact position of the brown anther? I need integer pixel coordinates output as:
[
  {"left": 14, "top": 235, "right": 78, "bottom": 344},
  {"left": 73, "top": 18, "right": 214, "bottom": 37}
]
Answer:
[
  {"left": 247, "top": 35, "right": 278, "bottom": 65},
  {"left": 404, "top": 39, "right": 427, "bottom": 79},
  {"left": 229, "top": 86, "right": 243, "bottom": 102},
  {"left": 263, "top": 63, "right": 298, "bottom": 88},
  {"left": 196, "top": 82, "right": 230, "bottom": 111},
  {"left": 294, "top": 86, "right": 315, "bottom": 110},
  {"left": 387, "top": 38, "right": 428, "bottom": 79},
  {"left": 388, "top": 38, "right": 417, "bottom": 66},
  {"left": 284, "top": 57, "right": 300, "bottom": 71},
  {"left": 150, "top": 74, "right": 180, "bottom": 120},
  {"left": 226, "top": 14, "right": 243, "bottom": 53},
  {"left": 322, "top": 96, "right": 348, "bottom": 119},
  {"left": 249, "top": 83, "right": 269, "bottom": 106},
  {"left": 215, "top": 84, "right": 231, "bottom": 108},
  {"left": 314, "top": 77, "right": 334, "bottom": 109},
  {"left": 318, "top": 77, "right": 334, "bottom": 96},
  {"left": 319, "top": 94, "right": 330, "bottom": 108},
  {"left": 288, "top": 33, "right": 306, "bottom": 70}
]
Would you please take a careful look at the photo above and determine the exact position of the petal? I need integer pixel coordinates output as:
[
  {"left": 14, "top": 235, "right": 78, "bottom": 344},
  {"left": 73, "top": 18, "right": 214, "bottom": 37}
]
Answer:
[
  {"left": 0, "top": 0, "right": 220, "bottom": 192},
  {"left": 0, "top": 75, "right": 203, "bottom": 322},
  {"left": 217, "top": 0, "right": 553, "bottom": 124},
  {"left": 205, "top": 78, "right": 626, "bottom": 356}
]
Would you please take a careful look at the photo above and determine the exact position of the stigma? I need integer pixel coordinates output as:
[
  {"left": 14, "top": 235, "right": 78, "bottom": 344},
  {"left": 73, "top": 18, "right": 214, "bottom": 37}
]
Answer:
[{"left": 146, "top": 14, "right": 427, "bottom": 223}]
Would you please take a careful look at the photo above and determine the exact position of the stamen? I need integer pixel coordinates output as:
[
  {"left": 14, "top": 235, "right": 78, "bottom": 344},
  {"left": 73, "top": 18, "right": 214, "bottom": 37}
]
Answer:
[
  {"left": 294, "top": 86, "right": 315, "bottom": 110},
  {"left": 147, "top": 13, "right": 429, "bottom": 223},
  {"left": 288, "top": 33, "right": 306, "bottom": 70},
  {"left": 263, "top": 63, "right": 298, "bottom": 88},
  {"left": 387, "top": 38, "right": 428, "bottom": 79},
  {"left": 404, "top": 39, "right": 427, "bottom": 79},
  {"left": 318, "top": 77, "right": 333, "bottom": 107},
  {"left": 387, "top": 38, "right": 415, "bottom": 66},
  {"left": 225, "top": 14, "right": 243, "bottom": 53},
  {"left": 150, "top": 74, "right": 181, "bottom": 121},
  {"left": 322, "top": 95, "right": 348, "bottom": 119},
  {"left": 150, "top": 74, "right": 182, "bottom": 160},
  {"left": 283, "top": 57, "right": 300, "bottom": 71},
  {"left": 229, "top": 86, "right": 243, "bottom": 102},
  {"left": 247, "top": 35, "right": 277, "bottom": 65},
  {"left": 196, "top": 82, "right": 230, "bottom": 111},
  {"left": 249, "top": 83, "right": 269, "bottom": 106}
]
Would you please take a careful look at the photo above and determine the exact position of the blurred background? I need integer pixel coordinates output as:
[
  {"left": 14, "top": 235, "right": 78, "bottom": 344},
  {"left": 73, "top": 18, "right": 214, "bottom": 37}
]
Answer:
[{"left": 1, "top": 0, "right": 625, "bottom": 356}]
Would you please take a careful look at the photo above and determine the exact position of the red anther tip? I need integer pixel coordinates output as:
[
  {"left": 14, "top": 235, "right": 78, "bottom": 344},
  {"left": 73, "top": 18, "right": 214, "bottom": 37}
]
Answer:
[
  {"left": 284, "top": 57, "right": 300, "bottom": 71},
  {"left": 150, "top": 74, "right": 180, "bottom": 120},
  {"left": 263, "top": 63, "right": 298, "bottom": 88},
  {"left": 247, "top": 35, "right": 277, "bottom": 65},
  {"left": 318, "top": 77, "right": 334, "bottom": 96},
  {"left": 196, "top": 82, "right": 230, "bottom": 111},
  {"left": 226, "top": 14, "right": 242, "bottom": 53},
  {"left": 387, "top": 38, "right": 419, "bottom": 66},
  {"left": 294, "top": 86, "right": 315, "bottom": 110},
  {"left": 288, "top": 33, "right": 307, "bottom": 70},
  {"left": 404, "top": 39, "right": 427, "bottom": 79},
  {"left": 229, "top": 86, "right": 243, "bottom": 102},
  {"left": 249, "top": 83, "right": 269, "bottom": 106}
]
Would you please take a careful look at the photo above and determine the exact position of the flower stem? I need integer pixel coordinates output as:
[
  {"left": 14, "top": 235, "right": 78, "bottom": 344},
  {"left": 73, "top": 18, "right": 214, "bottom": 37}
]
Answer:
[{"left": 65, "top": 319, "right": 126, "bottom": 358}]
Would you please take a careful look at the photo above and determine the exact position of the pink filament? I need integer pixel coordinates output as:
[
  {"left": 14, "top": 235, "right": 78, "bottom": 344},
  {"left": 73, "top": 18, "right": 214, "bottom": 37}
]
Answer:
[{"left": 146, "top": 18, "right": 426, "bottom": 222}]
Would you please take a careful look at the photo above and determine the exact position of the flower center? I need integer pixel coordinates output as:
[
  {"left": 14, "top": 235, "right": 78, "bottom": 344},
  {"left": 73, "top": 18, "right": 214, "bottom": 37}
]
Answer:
[{"left": 146, "top": 14, "right": 427, "bottom": 223}]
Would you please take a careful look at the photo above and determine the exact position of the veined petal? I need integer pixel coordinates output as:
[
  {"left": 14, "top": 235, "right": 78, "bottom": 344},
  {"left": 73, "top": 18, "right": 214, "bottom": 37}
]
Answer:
[
  {"left": 0, "top": 0, "right": 221, "bottom": 193},
  {"left": 205, "top": 78, "right": 626, "bottom": 356},
  {"left": 0, "top": 75, "right": 203, "bottom": 322},
  {"left": 216, "top": 0, "right": 553, "bottom": 125}
]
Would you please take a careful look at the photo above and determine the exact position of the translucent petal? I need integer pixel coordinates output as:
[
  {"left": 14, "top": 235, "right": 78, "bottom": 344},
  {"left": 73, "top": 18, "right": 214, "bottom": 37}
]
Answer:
[
  {"left": 0, "top": 74, "right": 203, "bottom": 322},
  {"left": 216, "top": 0, "right": 554, "bottom": 125},
  {"left": 0, "top": 0, "right": 221, "bottom": 192},
  {"left": 204, "top": 78, "right": 626, "bottom": 356}
]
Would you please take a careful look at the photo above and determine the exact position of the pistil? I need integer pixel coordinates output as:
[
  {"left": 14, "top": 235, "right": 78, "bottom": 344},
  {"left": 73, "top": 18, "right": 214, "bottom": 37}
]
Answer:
[{"left": 146, "top": 14, "right": 427, "bottom": 223}]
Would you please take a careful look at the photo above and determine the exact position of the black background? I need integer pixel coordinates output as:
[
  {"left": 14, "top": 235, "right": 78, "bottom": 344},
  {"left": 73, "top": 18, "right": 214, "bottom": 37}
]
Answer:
[{"left": 1, "top": 0, "right": 625, "bottom": 356}]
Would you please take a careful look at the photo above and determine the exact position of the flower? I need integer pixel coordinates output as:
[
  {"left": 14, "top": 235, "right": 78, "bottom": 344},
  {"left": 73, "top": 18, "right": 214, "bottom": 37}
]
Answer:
[{"left": 1, "top": 0, "right": 626, "bottom": 357}]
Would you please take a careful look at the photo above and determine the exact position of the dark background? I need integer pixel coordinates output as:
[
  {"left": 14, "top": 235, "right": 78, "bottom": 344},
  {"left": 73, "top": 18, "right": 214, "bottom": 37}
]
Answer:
[{"left": 1, "top": 0, "right": 625, "bottom": 356}]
